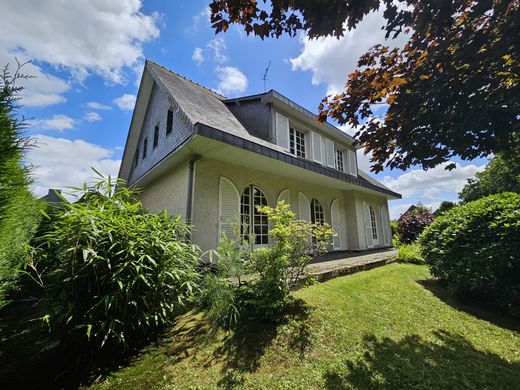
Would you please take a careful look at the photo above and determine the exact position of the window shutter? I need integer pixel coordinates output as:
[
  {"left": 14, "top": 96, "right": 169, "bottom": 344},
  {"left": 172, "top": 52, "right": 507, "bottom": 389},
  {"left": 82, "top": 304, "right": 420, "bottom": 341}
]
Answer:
[
  {"left": 297, "top": 192, "right": 311, "bottom": 221},
  {"left": 275, "top": 112, "right": 289, "bottom": 151},
  {"left": 331, "top": 199, "right": 343, "bottom": 249},
  {"left": 311, "top": 132, "right": 322, "bottom": 163},
  {"left": 363, "top": 202, "right": 374, "bottom": 248},
  {"left": 218, "top": 177, "right": 240, "bottom": 240},
  {"left": 325, "top": 138, "right": 335, "bottom": 167},
  {"left": 276, "top": 189, "right": 290, "bottom": 206},
  {"left": 380, "top": 205, "right": 391, "bottom": 246},
  {"left": 348, "top": 149, "right": 357, "bottom": 176}
]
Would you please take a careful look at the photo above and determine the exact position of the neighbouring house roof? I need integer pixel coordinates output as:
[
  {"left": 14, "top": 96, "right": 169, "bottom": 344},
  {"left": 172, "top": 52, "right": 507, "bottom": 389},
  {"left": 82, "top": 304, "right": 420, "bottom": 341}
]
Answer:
[{"left": 39, "top": 189, "right": 67, "bottom": 204}]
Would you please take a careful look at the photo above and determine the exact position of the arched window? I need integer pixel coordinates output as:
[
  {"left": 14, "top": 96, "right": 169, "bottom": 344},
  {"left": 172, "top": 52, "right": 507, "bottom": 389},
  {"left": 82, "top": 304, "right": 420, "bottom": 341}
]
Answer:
[
  {"left": 311, "top": 198, "right": 324, "bottom": 225},
  {"left": 241, "top": 185, "right": 268, "bottom": 245},
  {"left": 369, "top": 206, "right": 378, "bottom": 239}
]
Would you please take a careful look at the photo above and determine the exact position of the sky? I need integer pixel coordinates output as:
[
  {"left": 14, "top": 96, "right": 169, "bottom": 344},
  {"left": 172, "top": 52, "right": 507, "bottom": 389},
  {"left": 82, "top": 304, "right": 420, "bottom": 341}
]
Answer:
[{"left": 4, "top": 0, "right": 488, "bottom": 219}]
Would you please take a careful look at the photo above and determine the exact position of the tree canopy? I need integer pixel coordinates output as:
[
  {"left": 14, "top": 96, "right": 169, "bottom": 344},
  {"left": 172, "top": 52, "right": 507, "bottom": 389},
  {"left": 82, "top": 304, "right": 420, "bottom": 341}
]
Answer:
[{"left": 209, "top": 0, "right": 520, "bottom": 172}]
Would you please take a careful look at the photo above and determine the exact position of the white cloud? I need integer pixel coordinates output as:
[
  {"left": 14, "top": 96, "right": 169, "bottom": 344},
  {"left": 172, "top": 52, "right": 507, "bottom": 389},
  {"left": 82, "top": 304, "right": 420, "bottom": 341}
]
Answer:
[
  {"left": 33, "top": 114, "right": 75, "bottom": 131},
  {"left": 84, "top": 101, "right": 112, "bottom": 110},
  {"left": 0, "top": 1, "right": 160, "bottom": 106},
  {"left": 113, "top": 94, "right": 136, "bottom": 111},
  {"left": 84, "top": 112, "right": 102, "bottom": 122},
  {"left": 192, "top": 47, "right": 205, "bottom": 65},
  {"left": 207, "top": 38, "right": 227, "bottom": 63},
  {"left": 290, "top": 11, "right": 406, "bottom": 95},
  {"left": 28, "top": 135, "right": 121, "bottom": 199},
  {"left": 186, "top": 7, "right": 211, "bottom": 35},
  {"left": 215, "top": 66, "right": 248, "bottom": 96}
]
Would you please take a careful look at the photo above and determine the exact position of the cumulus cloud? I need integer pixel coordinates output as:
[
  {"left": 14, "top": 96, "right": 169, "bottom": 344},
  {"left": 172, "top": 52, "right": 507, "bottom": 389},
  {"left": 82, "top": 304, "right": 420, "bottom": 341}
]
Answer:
[
  {"left": 84, "top": 101, "right": 112, "bottom": 110},
  {"left": 33, "top": 114, "right": 75, "bottom": 131},
  {"left": 0, "top": 0, "right": 160, "bottom": 106},
  {"left": 215, "top": 66, "right": 248, "bottom": 96},
  {"left": 84, "top": 112, "right": 102, "bottom": 122},
  {"left": 28, "top": 135, "right": 121, "bottom": 198},
  {"left": 290, "top": 11, "right": 406, "bottom": 95},
  {"left": 207, "top": 38, "right": 227, "bottom": 63},
  {"left": 192, "top": 47, "right": 204, "bottom": 65},
  {"left": 113, "top": 94, "right": 137, "bottom": 111}
]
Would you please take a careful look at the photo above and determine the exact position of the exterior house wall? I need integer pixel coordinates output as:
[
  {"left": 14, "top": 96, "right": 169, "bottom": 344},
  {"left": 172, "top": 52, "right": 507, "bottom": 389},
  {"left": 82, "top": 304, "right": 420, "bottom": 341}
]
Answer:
[
  {"left": 191, "top": 158, "right": 391, "bottom": 252},
  {"left": 139, "top": 161, "right": 189, "bottom": 219},
  {"left": 225, "top": 99, "right": 272, "bottom": 142},
  {"left": 129, "top": 82, "right": 193, "bottom": 184}
]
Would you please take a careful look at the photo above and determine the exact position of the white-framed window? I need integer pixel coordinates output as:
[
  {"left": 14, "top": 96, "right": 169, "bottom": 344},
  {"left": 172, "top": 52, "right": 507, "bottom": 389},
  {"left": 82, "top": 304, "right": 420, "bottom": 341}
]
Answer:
[
  {"left": 369, "top": 206, "right": 378, "bottom": 239},
  {"left": 289, "top": 127, "right": 306, "bottom": 158},
  {"left": 311, "top": 198, "right": 325, "bottom": 225},
  {"left": 335, "top": 148, "right": 344, "bottom": 172},
  {"left": 241, "top": 185, "right": 269, "bottom": 245}
]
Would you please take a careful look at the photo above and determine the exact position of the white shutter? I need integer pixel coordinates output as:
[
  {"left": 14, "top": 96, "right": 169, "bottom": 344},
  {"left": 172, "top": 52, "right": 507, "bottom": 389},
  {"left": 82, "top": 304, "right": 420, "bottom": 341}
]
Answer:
[
  {"left": 348, "top": 149, "right": 357, "bottom": 176},
  {"left": 311, "top": 132, "right": 322, "bottom": 163},
  {"left": 325, "top": 138, "right": 335, "bottom": 167},
  {"left": 380, "top": 205, "right": 391, "bottom": 246},
  {"left": 331, "top": 199, "right": 342, "bottom": 249},
  {"left": 363, "top": 202, "right": 374, "bottom": 248},
  {"left": 276, "top": 189, "right": 290, "bottom": 206},
  {"left": 297, "top": 192, "right": 311, "bottom": 221},
  {"left": 218, "top": 177, "right": 240, "bottom": 240},
  {"left": 275, "top": 112, "right": 289, "bottom": 151}
]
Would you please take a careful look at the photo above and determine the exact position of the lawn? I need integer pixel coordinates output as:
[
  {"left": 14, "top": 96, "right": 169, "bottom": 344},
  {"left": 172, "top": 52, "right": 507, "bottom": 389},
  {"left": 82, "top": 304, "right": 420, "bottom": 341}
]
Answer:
[{"left": 90, "top": 264, "right": 520, "bottom": 389}]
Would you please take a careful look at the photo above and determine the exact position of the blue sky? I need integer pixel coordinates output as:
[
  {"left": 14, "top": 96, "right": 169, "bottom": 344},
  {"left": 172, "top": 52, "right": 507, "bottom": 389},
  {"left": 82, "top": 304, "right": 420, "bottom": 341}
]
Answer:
[{"left": 4, "top": 0, "right": 488, "bottom": 218}]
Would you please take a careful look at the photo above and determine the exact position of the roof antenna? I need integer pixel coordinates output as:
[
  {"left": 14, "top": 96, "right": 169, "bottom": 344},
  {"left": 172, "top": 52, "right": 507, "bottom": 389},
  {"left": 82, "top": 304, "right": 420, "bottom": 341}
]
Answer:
[{"left": 263, "top": 60, "right": 271, "bottom": 92}]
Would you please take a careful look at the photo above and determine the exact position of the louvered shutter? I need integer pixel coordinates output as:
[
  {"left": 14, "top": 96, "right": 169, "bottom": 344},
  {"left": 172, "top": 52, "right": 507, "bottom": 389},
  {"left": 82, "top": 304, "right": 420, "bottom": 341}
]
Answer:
[
  {"left": 331, "top": 199, "right": 343, "bottom": 249},
  {"left": 311, "top": 132, "right": 322, "bottom": 163},
  {"left": 218, "top": 177, "right": 240, "bottom": 240},
  {"left": 298, "top": 192, "right": 311, "bottom": 221},
  {"left": 363, "top": 202, "right": 374, "bottom": 248},
  {"left": 348, "top": 149, "right": 357, "bottom": 176},
  {"left": 277, "top": 189, "right": 290, "bottom": 206},
  {"left": 275, "top": 112, "right": 289, "bottom": 151},
  {"left": 325, "top": 138, "right": 335, "bottom": 167},
  {"left": 380, "top": 205, "right": 391, "bottom": 246}
]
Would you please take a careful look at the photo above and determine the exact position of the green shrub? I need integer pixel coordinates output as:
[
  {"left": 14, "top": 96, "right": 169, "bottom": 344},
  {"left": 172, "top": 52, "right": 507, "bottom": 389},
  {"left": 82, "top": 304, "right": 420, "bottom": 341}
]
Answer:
[
  {"left": 26, "top": 175, "right": 201, "bottom": 350},
  {"left": 420, "top": 193, "right": 520, "bottom": 316},
  {"left": 396, "top": 242, "right": 424, "bottom": 264}
]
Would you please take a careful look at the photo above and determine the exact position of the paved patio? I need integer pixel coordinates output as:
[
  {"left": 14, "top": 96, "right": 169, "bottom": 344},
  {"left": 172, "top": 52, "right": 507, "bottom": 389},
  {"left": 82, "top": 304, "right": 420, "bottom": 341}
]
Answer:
[{"left": 308, "top": 248, "right": 398, "bottom": 282}]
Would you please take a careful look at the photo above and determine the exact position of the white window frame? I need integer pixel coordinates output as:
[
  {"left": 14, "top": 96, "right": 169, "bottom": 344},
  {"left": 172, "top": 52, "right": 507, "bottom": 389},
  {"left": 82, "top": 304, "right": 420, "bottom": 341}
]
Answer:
[
  {"left": 335, "top": 148, "right": 344, "bottom": 172},
  {"left": 289, "top": 127, "right": 306, "bottom": 158},
  {"left": 241, "top": 185, "right": 269, "bottom": 246}
]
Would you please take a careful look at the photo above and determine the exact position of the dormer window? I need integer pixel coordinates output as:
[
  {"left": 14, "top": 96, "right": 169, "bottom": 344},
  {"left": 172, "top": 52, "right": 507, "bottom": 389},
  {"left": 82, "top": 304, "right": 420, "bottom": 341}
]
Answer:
[
  {"left": 289, "top": 127, "right": 305, "bottom": 158},
  {"left": 335, "top": 148, "right": 344, "bottom": 172}
]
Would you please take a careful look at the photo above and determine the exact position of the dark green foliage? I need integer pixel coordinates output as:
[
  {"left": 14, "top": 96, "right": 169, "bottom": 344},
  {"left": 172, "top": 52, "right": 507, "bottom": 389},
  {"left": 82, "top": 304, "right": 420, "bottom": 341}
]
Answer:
[
  {"left": 420, "top": 193, "right": 520, "bottom": 317},
  {"left": 397, "top": 208, "right": 434, "bottom": 244},
  {"left": 396, "top": 242, "right": 424, "bottom": 264},
  {"left": 25, "top": 175, "right": 201, "bottom": 350},
  {"left": 433, "top": 201, "right": 457, "bottom": 217},
  {"left": 459, "top": 154, "right": 520, "bottom": 202}
]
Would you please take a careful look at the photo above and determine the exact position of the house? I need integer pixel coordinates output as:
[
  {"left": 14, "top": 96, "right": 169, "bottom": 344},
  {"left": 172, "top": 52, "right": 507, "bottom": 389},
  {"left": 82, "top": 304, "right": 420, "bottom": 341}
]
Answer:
[{"left": 118, "top": 60, "right": 401, "bottom": 252}]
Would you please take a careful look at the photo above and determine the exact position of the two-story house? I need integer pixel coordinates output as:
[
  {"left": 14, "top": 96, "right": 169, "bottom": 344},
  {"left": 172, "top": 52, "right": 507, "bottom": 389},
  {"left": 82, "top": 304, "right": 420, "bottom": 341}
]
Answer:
[{"left": 118, "top": 60, "right": 401, "bottom": 252}]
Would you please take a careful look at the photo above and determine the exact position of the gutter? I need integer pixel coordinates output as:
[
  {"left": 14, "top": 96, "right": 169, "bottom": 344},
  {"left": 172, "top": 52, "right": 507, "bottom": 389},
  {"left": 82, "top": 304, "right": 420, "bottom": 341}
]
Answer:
[{"left": 186, "top": 155, "right": 200, "bottom": 234}]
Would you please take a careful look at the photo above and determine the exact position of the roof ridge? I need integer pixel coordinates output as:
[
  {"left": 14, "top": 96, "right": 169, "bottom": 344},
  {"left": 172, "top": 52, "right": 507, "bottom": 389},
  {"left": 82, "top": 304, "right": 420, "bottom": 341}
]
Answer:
[{"left": 146, "top": 59, "right": 227, "bottom": 100}]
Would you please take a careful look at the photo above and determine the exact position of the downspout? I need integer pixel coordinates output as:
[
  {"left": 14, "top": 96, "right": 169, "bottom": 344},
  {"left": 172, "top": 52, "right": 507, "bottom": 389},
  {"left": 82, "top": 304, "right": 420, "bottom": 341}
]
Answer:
[{"left": 186, "top": 155, "right": 200, "bottom": 239}]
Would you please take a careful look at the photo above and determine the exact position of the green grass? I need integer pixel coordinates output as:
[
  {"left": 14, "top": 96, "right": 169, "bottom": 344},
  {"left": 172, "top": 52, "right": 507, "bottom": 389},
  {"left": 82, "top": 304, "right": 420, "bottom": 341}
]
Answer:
[{"left": 89, "top": 264, "right": 520, "bottom": 389}]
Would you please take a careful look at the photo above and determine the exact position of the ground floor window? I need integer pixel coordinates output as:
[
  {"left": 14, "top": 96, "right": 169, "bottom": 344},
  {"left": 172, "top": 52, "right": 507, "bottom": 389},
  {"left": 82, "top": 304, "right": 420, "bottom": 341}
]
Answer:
[
  {"left": 241, "top": 185, "right": 268, "bottom": 245},
  {"left": 311, "top": 198, "right": 325, "bottom": 225},
  {"left": 369, "top": 206, "right": 378, "bottom": 239}
]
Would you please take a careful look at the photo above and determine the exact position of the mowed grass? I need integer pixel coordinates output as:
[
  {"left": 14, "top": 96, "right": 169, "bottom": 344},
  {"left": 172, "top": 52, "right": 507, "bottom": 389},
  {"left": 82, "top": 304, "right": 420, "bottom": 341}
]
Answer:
[{"left": 90, "top": 264, "right": 520, "bottom": 389}]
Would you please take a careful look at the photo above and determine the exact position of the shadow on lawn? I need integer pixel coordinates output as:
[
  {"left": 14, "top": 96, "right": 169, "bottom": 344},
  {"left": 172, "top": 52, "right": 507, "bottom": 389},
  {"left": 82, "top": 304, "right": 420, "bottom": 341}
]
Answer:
[
  {"left": 418, "top": 279, "right": 520, "bottom": 333},
  {"left": 324, "top": 330, "right": 520, "bottom": 390}
]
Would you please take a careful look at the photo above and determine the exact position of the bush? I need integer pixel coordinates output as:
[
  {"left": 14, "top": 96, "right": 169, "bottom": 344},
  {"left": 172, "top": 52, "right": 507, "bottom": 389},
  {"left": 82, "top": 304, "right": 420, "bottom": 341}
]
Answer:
[
  {"left": 202, "top": 202, "right": 333, "bottom": 327},
  {"left": 420, "top": 193, "right": 520, "bottom": 316},
  {"left": 396, "top": 242, "right": 424, "bottom": 264},
  {"left": 25, "top": 175, "right": 201, "bottom": 351},
  {"left": 397, "top": 208, "right": 434, "bottom": 243}
]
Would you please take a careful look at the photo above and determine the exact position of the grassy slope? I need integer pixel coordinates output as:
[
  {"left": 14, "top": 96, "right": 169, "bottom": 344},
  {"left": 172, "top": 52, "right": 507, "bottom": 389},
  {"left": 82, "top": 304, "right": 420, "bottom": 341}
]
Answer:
[{"left": 90, "top": 264, "right": 520, "bottom": 389}]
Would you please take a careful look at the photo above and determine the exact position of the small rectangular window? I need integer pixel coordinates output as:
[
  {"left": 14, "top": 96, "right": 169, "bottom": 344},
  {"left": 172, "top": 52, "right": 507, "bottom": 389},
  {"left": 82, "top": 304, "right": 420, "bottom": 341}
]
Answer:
[
  {"left": 143, "top": 138, "right": 148, "bottom": 159},
  {"left": 289, "top": 127, "right": 305, "bottom": 158},
  {"left": 134, "top": 149, "right": 139, "bottom": 167},
  {"left": 166, "top": 109, "right": 173, "bottom": 135},
  {"left": 153, "top": 125, "right": 159, "bottom": 149},
  {"left": 335, "top": 149, "right": 344, "bottom": 172}
]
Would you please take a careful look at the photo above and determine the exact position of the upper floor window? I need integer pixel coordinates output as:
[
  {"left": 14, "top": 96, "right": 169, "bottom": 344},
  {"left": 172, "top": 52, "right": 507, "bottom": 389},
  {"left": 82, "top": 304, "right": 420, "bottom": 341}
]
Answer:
[
  {"left": 166, "top": 109, "right": 173, "bottom": 135},
  {"left": 143, "top": 138, "right": 148, "bottom": 159},
  {"left": 311, "top": 198, "right": 324, "bottom": 225},
  {"left": 153, "top": 125, "right": 159, "bottom": 149},
  {"left": 241, "top": 185, "right": 268, "bottom": 245},
  {"left": 289, "top": 127, "right": 305, "bottom": 158},
  {"left": 335, "top": 149, "right": 344, "bottom": 172},
  {"left": 134, "top": 149, "right": 139, "bottom": 168},
  {"left": 369, "top": 206, "right": 378, "bottom": 239}
]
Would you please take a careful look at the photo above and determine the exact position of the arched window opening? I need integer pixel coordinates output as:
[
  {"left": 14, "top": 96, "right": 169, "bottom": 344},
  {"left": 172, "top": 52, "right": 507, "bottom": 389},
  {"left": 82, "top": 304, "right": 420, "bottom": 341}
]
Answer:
[
  {"left": 241, "top": 185, "right": 268, "bottom": 245},
  {"left": 369, "top": 206, "right": 378, "bottom": 239},
  {"left": 311, "top": 198, "right": 324, "bottom": 225}
]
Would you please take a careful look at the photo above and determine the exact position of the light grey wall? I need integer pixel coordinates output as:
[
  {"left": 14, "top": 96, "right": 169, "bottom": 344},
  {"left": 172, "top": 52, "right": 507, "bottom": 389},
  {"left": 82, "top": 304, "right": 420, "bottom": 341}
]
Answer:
[{"left": 129, "top": 82, "right": 193, "bottom": 185}]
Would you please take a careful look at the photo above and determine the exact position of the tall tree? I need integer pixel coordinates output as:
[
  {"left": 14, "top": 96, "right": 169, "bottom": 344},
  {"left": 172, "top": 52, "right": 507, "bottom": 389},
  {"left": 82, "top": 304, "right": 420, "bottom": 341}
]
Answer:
[{"left": 209, "top": 0, "right": 520, "bottom": 172}]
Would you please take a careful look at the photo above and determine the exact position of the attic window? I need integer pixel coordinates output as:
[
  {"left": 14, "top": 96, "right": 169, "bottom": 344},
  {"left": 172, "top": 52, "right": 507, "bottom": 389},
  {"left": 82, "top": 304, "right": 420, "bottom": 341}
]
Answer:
[
  {"left": 166, "top": 109, "right": 173, "bottom": 135},
  {"left": 143, "top": 138, "right": 148, "bottom": 159},
  {"left": 153, "top": 125, "right": 159, "bottom": 149},
  {"left": 289, "top": 127, "right": 305, "bottom": 158},
  {"left": 335, "top": 149, "right": 344, "bottom": 172},
  {"left": 134, "top": 149, "right": 139, "bottom": 168}
]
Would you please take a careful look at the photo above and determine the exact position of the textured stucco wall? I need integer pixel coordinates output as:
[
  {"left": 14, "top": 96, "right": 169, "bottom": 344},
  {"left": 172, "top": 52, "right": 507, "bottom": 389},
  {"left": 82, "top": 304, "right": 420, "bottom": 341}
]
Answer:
[
  {"left": 190, "top": 158, "right": 391, "bottom": 252},
  {"left": 139, "top": 161, "right": 189, "bottom": 219}
]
